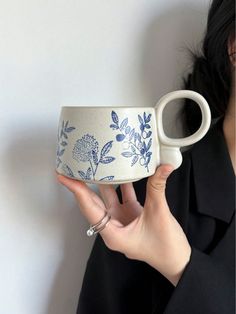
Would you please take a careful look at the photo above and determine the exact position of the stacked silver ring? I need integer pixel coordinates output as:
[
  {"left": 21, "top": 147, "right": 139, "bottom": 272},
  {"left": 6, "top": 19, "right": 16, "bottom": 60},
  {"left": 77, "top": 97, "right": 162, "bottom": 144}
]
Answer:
[{"left": 86, "top": 212, "right": 111, "bottom": 237}]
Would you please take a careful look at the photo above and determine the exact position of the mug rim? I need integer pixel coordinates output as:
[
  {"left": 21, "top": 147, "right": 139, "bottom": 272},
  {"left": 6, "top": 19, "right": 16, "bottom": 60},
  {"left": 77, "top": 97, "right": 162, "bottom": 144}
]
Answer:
[{"left": 61, "top": 106, "right": 155, "bottom": 109}]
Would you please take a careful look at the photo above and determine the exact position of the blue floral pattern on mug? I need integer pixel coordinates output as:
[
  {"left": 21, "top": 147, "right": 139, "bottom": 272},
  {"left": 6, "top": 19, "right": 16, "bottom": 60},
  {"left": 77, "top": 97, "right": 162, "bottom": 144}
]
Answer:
[
  {"left": 56, "top": 120, "right": 76, "bottom": 176},
  {"left": 62, "top": 164, "right": 75, "bottom": 178},
  {"left": 72, "top": 134, "right": 116, "bottom": 181},
  {"left": 110, "top": 111, "right": 152, "bottom": 172}
]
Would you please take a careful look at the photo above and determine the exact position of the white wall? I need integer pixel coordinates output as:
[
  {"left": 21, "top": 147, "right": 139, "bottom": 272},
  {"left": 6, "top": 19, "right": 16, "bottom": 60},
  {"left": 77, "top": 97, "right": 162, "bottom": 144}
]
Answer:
[{"left": 0, "top": 1, "right": 209, "bottom": 313}]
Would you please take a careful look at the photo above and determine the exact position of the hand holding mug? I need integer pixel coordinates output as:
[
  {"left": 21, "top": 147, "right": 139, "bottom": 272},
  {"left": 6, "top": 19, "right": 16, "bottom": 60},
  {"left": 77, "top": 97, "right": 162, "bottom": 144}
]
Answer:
[
  {"left": 56, "top": 162, "right": 191, "bottom": 286},
  {"left": 55, "top": 90, "right": 211, "bottom": 286}
]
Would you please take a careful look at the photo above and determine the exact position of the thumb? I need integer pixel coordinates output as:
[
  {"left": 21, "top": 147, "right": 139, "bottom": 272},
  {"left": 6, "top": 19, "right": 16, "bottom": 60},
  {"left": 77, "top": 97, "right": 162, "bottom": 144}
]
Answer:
[{"left": 145, "top": 164, "right": 174, "bottom": 208}]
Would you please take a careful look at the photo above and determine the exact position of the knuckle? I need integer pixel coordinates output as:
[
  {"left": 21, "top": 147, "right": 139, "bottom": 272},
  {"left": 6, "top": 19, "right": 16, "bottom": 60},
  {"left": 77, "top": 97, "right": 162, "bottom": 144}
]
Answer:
[{"left": 148, "top": 180, "right": 166, "bottom": 192}]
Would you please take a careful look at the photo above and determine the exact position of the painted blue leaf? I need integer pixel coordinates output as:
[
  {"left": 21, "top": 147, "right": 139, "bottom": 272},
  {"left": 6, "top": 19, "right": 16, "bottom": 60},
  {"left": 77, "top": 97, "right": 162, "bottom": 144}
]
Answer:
[
  {"left": 146, "top": 155, "right": 151, "bottom": 165},
  {"left": 92, "top": 150, "right": 98, "bottom": 165},
  {"left": 129, "top": 128, "right": 135, "bottom": 140},
  {"left": 144, "top": 112, "right": 147, "bottom": 123},
  {"left": 111, "top": 111, "right": 119, "bottom": 125},
  {"left": 110, "top": 124, "right": 119, "bottom": 130},
  {"left": 62, "top": 132, "right": 68, "bottom": 139},
  {"left": 65, "top": 121, "right": 69, "bottom": 129},
  {"left": 56, "top": 158, "right": 62, "bottom": 167},
  {"left": 100, "top": 156, "right": 115, "bottom": 164},
  {"left": 120, "top": 118, "right": 128, "bottom": 131},
  {"left": 146, "top": 138, "right": 152, "bottom": 151},
  {"left": 146, "top": 131, "right": 152, "bottom": 138},
  {"left": 121, "top": 152, "right": 134, "bottom": 158},
  {"left": 140, "top": 124, "right": 145, "bottom": 131},
  {"left": 125, "top": 126, "right": 131, "bottom": 134},
  {"left": 78, "top": 170, "right": 86, "bottom": 180},
  {"left": 86, "top": 167, "right": 92, "bottom": 179},
  {"left": 99, "top": 176, "right": 115, "bottom": 181},
  {"left": 143, "top": 141, "right": 147, "bottom": 152},
  {"left": 63, "top": 164, "right": 74, "bottom": 177},
  {"left": 61, "top": 141, "right": 68, "bottom": 147},
  {"left": 137, "top": 133, "right": 142, "bottom": 143},
  {"left": 131, "top": 155, "right": 138, "bottom": 166},
  {"left": 146, "top": 151, "right": 152, "bottom": 157},
  {"left": 146, "top": 113, "right": 151, "bottom": 123},
  {"left": 58, "top": 149, "right": 65, "bottom": 156},
  {"left": 131, "top": 145, "right": 136, "bottom": 153},
  {"left": 145, "top": 124, "right": 151, "bottom": 129},
  {"left": 101, "top": 140, "right": 113, "bottom": 157},
  {"left": 138, "top": 114, "right": 143, "bottom": 124},
  {"left": 66, "top": 127, "right": 76, "bottom": 132},
  {"left": 116, "top": 134, "right": 125, "bottom": 142}
]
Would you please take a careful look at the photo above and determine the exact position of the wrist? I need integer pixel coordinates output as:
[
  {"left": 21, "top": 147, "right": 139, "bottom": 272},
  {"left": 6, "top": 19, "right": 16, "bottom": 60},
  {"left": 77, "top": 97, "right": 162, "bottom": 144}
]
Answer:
[
  {"left": 148, "top": 245, "right": 192, "bottom": 287},
  {"left": 165, "top": 246, "right": 192, "bottom": 286}
]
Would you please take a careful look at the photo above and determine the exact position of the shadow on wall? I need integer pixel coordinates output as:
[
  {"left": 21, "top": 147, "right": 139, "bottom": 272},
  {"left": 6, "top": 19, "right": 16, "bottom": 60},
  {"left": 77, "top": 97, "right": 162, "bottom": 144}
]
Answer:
[
  {"left": 4, "top": 123, "right": 93, "bottom": 314},
  {"left": 4, "top": 3, "right": 207, "bottom": 314}
]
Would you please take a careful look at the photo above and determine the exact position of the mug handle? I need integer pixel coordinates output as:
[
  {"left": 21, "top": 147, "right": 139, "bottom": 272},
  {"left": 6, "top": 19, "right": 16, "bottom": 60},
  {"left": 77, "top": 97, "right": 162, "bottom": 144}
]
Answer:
[{"left": 155, "top": 90, "right": 211, "bottom": 169}]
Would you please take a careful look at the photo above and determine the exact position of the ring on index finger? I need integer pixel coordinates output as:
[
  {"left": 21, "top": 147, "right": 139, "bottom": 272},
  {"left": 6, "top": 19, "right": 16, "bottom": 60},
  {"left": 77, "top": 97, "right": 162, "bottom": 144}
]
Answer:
[{"left": 86, "top": 211, "right": 111, "bottom": 237}]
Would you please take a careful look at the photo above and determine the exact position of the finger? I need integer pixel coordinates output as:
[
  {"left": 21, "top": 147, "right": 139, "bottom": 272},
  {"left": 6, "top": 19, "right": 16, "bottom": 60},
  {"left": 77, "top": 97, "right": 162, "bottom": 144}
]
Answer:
[
  {"left": 56, "top": 174, "right": 106, "bottom": 222},
  {"left": 145, "top": 164, "right": 174, "bottom": 209},
  {"left": 98, "top": 184, "right": 120, "bottom": 210},
  {"left": 56, "top": 174, "right": 126, "bottom": 252},
  {"left": 58, "top": 174, "right": 105, "bottom": 208},
  {"left": 56, "top": 174, "right": 123, "bottom": 228},
  {"left": 120, "top": 182, "right": 137, "bottom": 203}
]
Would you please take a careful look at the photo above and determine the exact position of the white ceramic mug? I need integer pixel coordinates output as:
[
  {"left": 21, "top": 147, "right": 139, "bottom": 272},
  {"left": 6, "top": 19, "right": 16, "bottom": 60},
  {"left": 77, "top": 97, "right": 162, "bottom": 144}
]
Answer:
[{"left": 55, "top": 90, "right": 211, "bottom": 184}]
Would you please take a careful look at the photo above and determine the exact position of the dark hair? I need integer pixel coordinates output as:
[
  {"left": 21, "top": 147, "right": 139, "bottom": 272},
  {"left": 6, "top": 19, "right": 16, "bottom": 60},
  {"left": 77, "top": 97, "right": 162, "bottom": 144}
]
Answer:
[{"left": 181, "top": 0, "right": 235, "bottom": 134}]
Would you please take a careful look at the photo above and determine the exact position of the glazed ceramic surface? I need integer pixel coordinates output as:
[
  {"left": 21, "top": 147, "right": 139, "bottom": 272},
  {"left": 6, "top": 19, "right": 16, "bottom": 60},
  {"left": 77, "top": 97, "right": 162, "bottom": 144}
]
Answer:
[{"left": 55, "top": 90, "right": 211, "bottom": 184}]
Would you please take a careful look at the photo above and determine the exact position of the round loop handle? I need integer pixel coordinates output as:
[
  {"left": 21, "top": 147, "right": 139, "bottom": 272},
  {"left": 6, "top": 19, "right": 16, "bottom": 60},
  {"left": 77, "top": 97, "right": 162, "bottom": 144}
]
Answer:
[{"left": 155, "top": 90, "right": 211, "bottom": 147}]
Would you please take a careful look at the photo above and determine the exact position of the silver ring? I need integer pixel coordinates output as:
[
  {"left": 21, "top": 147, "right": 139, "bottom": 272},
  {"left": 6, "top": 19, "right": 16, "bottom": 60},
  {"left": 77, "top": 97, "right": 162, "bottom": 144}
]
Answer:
[{"left": 86, "top": 212, "right": 111, "bottom": 237}]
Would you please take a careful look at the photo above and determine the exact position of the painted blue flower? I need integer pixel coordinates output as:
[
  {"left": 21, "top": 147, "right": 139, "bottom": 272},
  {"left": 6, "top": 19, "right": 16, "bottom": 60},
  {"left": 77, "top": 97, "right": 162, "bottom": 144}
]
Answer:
[
  {"left": 72, "top": 134, "right": 115, "bottom": 181},
  {"left": 72, "top": 134, "right": 99, "bottom": 162}
]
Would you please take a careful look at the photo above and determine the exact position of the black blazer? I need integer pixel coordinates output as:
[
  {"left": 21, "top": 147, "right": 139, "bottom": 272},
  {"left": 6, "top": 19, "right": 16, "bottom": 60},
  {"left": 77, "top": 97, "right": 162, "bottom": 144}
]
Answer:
[{"left": 77, "top": 117, "right": 235, "bottom": 314}]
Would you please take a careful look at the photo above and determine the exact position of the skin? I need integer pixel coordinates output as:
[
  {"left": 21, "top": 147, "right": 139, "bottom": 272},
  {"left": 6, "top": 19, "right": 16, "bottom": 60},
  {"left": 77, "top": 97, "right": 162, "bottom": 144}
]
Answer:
[{"left": 56, "top": 38, "right": 236, "bottom": 287}]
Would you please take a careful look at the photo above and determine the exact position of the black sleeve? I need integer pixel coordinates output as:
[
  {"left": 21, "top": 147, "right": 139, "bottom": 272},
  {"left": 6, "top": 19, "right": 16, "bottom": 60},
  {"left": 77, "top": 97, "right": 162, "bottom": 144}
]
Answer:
[
  {"left": 77, "top": 148, "right": 235, "bottom": 314},
  {"left": 77, "top": 235, "right": 154, "bottom": 314},
  {"left": 164, "top": 215, "right": 235, "bottom": 314}
]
